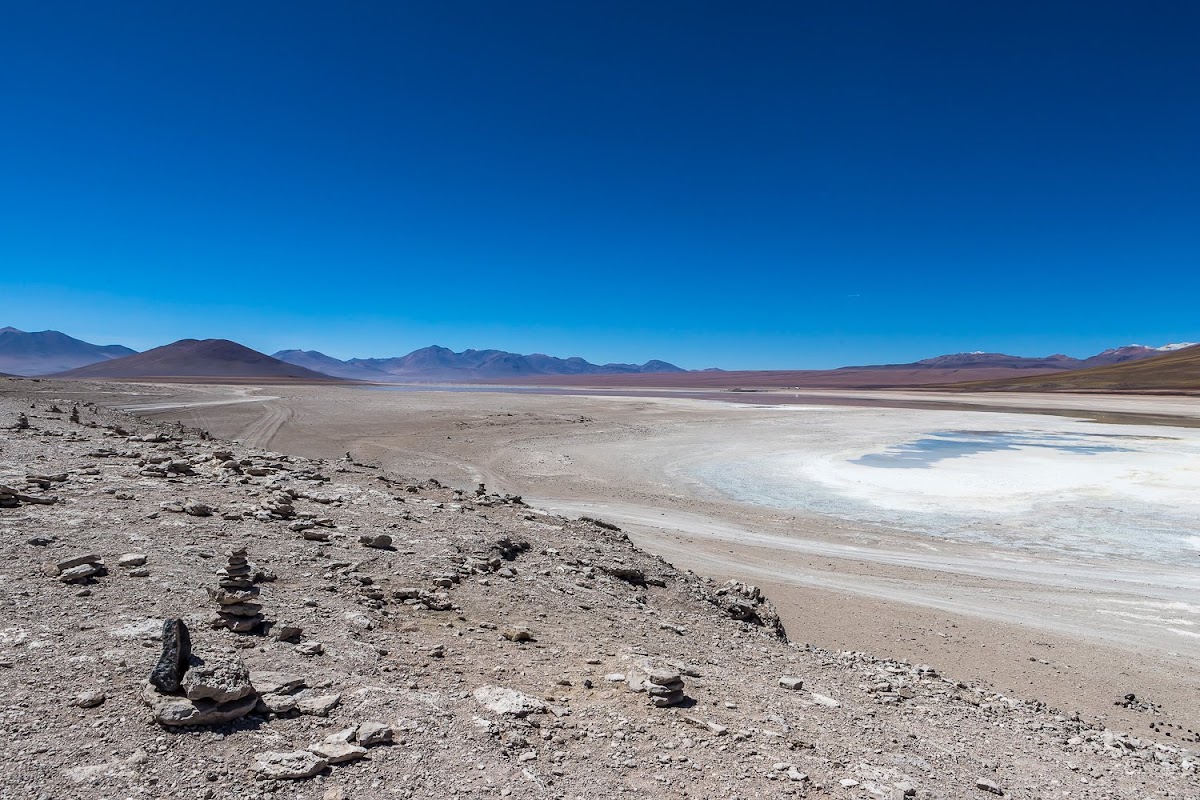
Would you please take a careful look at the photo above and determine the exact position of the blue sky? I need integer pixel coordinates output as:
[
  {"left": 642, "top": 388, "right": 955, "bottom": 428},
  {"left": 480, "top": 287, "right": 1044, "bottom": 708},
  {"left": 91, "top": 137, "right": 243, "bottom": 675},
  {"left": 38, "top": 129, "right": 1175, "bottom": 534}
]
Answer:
[{"left": 4, "top": 1, "right": 1198, "bottom": 369}]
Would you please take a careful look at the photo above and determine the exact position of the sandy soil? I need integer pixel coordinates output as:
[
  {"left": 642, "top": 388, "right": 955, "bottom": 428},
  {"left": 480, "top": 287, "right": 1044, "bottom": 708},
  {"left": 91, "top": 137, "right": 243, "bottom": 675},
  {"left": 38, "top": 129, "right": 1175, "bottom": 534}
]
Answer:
[{"left": 121, "top": 383, "right": 1200, "bottom": 733}]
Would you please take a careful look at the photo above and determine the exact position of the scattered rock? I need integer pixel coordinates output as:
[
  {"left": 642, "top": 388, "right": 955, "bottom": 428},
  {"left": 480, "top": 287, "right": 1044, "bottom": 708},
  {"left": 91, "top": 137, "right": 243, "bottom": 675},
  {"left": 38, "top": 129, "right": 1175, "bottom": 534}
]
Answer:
[
  {"left": 976, "top": 777, "right": 1003, "bottom": 795},
  {"left": 296, "top": 693, "right": 341, "bottom": 716},
  {"left": 502, "top": 626, "right": 533, "bottom": 642},
  {"left": 296, "top": 641, "right": 324, "bottom": 656},
  {"left": 356, "top": 721, "right": 393, "bottom": 746},
  {"left": 253, "top": 750, "right": 328, "bottom": 780},
  {"left": 473, "top": 685, "right": 547, "bottom": 717},
  {"left": 309, "top": 741, "right": 367, "bottom": 764},
  {"left": 359, "top": 533, "right": 392, "bottom": 549},
  {"left": 74, "top": 690, "right": 106, "bottom": 708}
]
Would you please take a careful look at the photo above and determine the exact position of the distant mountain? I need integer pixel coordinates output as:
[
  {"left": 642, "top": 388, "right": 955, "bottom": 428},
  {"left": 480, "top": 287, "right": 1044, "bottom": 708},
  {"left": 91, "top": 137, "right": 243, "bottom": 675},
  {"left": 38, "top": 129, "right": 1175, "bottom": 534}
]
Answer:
[
  {"left": 1082, "top": 343, "right": 1198, "bottom": 367},
  {"left": 850, "top": 344, "right": 1197, "bottom": 373},
  {"left": 485, "top": 341, "right": 1199, "bottom": 390},
  {"left": 269, "top": 349, "right": 386, "bottom": 380},
  {"left": 54, "top": 339, "right": 344, "bottom": 381},
  {"left": 949, "top": 344, "right": 1200, "bottom": 392},
  {"left": 0, "top": 327, "right": 137, "bottom": 375},
  {"left": 272, "top": 346, "right": 685, "bottom": 381}
]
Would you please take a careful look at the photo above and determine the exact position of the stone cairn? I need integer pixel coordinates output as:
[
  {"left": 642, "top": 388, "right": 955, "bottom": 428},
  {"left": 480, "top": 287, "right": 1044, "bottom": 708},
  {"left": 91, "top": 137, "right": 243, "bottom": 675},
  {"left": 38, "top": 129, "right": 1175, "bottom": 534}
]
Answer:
[
  {"left": 210, "top": 547, "right": 264, "bottom": 633},
  {"left": 646, "top": 667, "right": 687, "bottom": 708},
  {"left": 143, "top": 618, "right": 259, "bottom": 727}
]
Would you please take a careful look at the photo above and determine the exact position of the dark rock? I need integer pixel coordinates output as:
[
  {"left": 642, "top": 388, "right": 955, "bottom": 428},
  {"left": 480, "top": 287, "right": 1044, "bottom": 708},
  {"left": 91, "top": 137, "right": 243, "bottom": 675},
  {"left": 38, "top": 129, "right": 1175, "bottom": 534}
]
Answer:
[{"left": 149, "top": 618, "right": 191, "bottom": 693}]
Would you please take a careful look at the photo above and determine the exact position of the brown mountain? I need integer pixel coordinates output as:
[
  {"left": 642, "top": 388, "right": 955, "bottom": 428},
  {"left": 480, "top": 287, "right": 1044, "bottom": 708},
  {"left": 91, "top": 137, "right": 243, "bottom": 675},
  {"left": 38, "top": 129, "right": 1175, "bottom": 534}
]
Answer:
[
  {"left": 52, "top": 339, "right": 347, "bottom": 382},
  {"left": 947, "top": 345, "right": 1200, "bottom": 392}
]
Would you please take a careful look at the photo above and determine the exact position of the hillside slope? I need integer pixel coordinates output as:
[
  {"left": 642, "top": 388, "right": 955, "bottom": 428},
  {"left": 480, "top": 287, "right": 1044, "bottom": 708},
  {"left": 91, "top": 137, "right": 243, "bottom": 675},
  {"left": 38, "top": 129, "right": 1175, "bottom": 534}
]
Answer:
[
  {"left": 52, "top": 339, "right": 345, "bottom": 381},
  {"left": 950, "top": 345, "right": 1200, "bottom": 392}
]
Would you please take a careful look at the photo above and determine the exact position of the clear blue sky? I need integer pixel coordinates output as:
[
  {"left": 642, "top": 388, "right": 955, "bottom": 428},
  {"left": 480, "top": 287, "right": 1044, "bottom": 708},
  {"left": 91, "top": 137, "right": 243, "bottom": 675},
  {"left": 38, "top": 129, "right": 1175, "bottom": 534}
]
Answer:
[{"left": 4, "top": 1, "right": 1198, "bottom": 369}]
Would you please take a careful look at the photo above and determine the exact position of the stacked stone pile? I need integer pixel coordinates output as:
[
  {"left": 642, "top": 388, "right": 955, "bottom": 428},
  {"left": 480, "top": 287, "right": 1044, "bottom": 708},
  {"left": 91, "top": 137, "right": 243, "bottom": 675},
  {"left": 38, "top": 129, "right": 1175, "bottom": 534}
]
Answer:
[
  {"left": 646, "top": 667, "right": 687, "bottom": 708},
  {"left": 43, "top": 553, "right": 106, "bottom": 583},
  {"left": 211, "top": 547, "right": 264, "bottom": 633},
  {"left": 143, "top": 619, "right": 259, "bottom": 726}
]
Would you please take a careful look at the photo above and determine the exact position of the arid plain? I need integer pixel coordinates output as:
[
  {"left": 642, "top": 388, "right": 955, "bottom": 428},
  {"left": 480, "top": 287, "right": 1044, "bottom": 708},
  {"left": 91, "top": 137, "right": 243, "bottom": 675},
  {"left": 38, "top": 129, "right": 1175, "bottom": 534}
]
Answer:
[{"left": 121, "top": 382, "right": 1200, "bottom": 734}]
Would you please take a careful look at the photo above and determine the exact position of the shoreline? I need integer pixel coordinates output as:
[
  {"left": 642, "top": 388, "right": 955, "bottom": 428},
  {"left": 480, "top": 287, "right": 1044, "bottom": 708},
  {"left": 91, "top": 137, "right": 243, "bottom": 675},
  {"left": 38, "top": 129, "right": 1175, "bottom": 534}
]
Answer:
[{"left": 86, "top": 379, "right": 1200, "bottom": 729}]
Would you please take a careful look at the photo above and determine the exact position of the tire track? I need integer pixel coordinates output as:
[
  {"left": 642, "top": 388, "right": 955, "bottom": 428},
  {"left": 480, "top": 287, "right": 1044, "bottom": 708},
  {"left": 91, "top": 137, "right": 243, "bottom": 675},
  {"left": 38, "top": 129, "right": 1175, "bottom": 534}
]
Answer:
[{"left": 235, "top": 403, "right": 294, "bottom": 449}]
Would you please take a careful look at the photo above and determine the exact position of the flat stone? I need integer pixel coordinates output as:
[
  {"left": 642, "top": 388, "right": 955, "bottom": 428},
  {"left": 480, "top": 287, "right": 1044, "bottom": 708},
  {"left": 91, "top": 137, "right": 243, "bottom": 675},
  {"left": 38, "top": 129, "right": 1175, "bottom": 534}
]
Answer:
[
  {"left": 59, "top": 564, "right": 100, "bottom": 583},
  {"left": 323, "top": 727, "right": 358, "bottom": 744},
  {"left": 296, "top": 693, "right": 341, "bottom": 716},
  {"left": 647, "top": 668, "right": 682, "bottom": 686},
  {"left": 183, "top": 501, "right": 213, "bottom": 516},
  {"left": 208, "top": 587, "right": 260, "bottom": 605},
  {"left": 118, "top": 553, "right": 147, "bottom": 568},
  {"left": 219, "top": 614, "right": 263, "bottom": 633},
  {"left": 253, "top": 750, "right": 328, "bottom": 780},
  {"left": 779, "top": 676, "right": 804, "bottom": 690},
  {"left": 250, "top": 671, "right": 306, "bottom": 696},
  {"left": 356, "top": 721, "right": 393, "bottom": 746},
  {"left": 308, "top": 741, "right": 367, "bottom": 764},
  {"left": 218, "top": 602, "right": 263, "bottom": 616},
  {"left": 143, "top": 684, "right": 257, "bottom": 727},
  {"left": 295, "top": 641, "right": 324, "bottom": 656},
  {"left": 810, "top": 692, "right": 841, "bottom": 708},
  {"left": 56, "top": 554, "right": 102, "bottom": 572},
  {"left": 256, "top": 693, "right": 299, "bottom": 714},
  {"left": 473, "top": 685, "right": 547, "bottom": 717},
  {"left": 182, "top": 656, "right": 255, "bottom": 703},
  {"left": 647, "top": 681, "right": 685, "bottom": 696},
  {"left": 74, "top": 690, "right": 106, "bottom": 708}
]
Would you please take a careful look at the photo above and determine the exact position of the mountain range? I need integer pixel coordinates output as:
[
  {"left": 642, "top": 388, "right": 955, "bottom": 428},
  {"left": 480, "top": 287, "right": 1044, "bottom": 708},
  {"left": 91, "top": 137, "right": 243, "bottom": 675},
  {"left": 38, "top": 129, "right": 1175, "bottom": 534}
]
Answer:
[
  {"left": 0, "top": 327, "right": 136, "bottom": 375},
  {"left": 272, "top": 347, "right": 685, "bottom": 381},
  {"left": 0, "top": 325, "right": 1195, "bottom": 390},
  {"left": 946, "top": 344, "right": 1200, "bottom": 392},
  {"left": 862, "top": 344, "right": 1198, "bottom": 372}
]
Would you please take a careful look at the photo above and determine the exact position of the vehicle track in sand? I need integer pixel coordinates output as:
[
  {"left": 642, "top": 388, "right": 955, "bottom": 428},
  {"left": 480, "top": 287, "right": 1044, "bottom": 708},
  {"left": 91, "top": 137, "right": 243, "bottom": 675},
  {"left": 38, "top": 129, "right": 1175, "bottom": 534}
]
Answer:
[{"left": 235, "top": 402, "right": 294, "bottom": 449}]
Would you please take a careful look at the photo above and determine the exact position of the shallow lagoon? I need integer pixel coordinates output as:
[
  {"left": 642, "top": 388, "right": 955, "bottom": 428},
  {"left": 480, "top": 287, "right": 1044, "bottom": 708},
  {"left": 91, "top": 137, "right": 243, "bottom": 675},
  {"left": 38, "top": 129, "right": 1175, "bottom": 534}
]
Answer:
[{"left": 691, "top": 412, "right": 1200, "bottom": 564}]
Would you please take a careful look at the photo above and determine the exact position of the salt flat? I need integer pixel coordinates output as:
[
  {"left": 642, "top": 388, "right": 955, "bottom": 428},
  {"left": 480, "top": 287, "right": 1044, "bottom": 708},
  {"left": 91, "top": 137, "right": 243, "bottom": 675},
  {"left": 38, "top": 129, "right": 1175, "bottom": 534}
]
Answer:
[{"left": 125, "top": 382, "right": 1200, "bottom": 727}]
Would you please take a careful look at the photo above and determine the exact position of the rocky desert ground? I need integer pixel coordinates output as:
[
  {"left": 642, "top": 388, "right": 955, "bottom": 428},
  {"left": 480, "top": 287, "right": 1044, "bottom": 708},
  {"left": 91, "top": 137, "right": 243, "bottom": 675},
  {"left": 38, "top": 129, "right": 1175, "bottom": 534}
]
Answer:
[{"left": 1, "top": 378, "right": 1197, "bottom": 799}]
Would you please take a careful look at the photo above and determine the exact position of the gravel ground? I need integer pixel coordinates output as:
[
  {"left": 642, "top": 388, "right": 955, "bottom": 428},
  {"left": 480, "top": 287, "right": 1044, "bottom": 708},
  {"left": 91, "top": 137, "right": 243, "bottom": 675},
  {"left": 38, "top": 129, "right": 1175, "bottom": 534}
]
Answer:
[{"left": 1, "top": 378, "right": 1196, "bottom": 799}]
